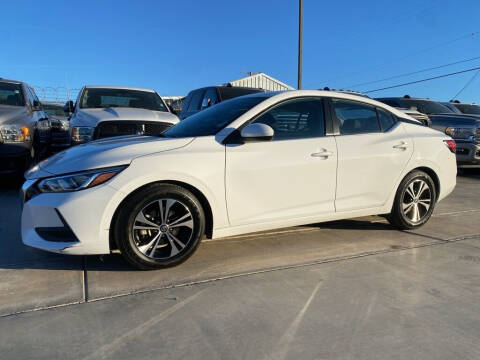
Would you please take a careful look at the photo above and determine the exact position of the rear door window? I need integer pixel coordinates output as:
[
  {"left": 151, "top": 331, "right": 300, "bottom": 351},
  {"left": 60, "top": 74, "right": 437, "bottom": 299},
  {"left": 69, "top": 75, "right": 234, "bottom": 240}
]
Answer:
[
  {"left": 333, "top": 99, "right": 381, "bottom": 135},
  {"left": 377, "top": 108, "right": 396, "bottom": 131}
]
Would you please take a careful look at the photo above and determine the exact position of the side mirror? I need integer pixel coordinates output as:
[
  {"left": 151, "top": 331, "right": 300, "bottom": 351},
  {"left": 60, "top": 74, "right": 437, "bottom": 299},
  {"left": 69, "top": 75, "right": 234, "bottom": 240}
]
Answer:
[
  {"left": 64, "top": 100, "right": 75, "bottom": 116},
  {"left": 33, "top": 100, "right": 41, "bottom": 109},
  {"left": 240, "top": 123, "right": 274, "bottom": 142},
  {"left": 168, "top": 105, "right": 177, "bottom": 115}
]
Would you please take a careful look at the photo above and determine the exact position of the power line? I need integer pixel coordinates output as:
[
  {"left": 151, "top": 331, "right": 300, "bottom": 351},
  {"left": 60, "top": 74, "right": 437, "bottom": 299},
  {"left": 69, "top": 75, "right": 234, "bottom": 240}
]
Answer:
[
  {"left": 452, "top": 69, "right": 480, "bottom": 99},
  {"left": 363, "top": 66, "right": 480, "bottom": 94},
  {"left": 347, "top": 56, "right": 480, "bottom": 88},
  {"left": 316, "top": 31, "right": 478, "bottom": 87}
]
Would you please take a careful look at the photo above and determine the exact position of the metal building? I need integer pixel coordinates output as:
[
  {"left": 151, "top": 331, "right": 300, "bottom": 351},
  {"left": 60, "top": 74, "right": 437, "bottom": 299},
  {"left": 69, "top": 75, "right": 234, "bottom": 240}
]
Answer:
[{"left": 225, "top": 72, "right": 294, "bottom": 91}]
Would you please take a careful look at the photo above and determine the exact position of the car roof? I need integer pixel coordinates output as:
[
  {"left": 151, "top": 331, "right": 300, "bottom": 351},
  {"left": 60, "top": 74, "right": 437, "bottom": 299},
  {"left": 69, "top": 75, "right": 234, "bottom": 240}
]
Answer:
[
  {"left": 0, "top": 78, "right": 24, "bottom": 85},
  {"left": 375, "top": 96, "right": 437, "bottom": 102},
  {"left": 84, "top": 85, "right": 156, "bottom": 93}
]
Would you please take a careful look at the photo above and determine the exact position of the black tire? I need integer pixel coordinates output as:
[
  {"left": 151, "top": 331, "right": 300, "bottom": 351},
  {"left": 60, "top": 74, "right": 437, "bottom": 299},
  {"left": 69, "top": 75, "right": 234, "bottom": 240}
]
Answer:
[
  {"left": 113, "top": 183, "right": 205, "bottom": 270},
  {"left": 387, "top": 170, "right": 437, "bottom": 230}
]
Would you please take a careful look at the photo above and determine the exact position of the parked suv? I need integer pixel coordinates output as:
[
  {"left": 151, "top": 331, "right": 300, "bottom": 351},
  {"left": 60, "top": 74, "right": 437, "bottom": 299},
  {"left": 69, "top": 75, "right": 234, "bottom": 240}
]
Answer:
[
  {"left": 376, "top": 96, "right": 480, "bottom": 166},
  {"left": 0, "top": 78, "right": 50, "bottom": 176},
  {"left": 65, "top": 86, "right": 179, "bottom": 146},
  {"left": 179, "top": 85, "right": 264, "bottom": 119},
  {"left": 443, "top": 100, "right": 480, "bottom": 116}
]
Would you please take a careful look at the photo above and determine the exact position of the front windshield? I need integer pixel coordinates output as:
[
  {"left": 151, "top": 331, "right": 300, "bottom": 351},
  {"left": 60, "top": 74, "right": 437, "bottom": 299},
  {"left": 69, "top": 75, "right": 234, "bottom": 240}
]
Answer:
[
  {"left": 454, "top": 104, "right": 480, "bottom": 115},
  {"left": 164, "top": 95, "right": 270, "bottom": 137},
  {"left": 43, "top": 105, "right": 64, "bottom": 117},
  {"left": 0, "top": 82, "right": 25, "bottom": 107},
  {"left": 404, "top": 100, "right": 453, "bottom": 115},
  {"left": 80, "top": 88, "right": 167, "bottom": 112}
]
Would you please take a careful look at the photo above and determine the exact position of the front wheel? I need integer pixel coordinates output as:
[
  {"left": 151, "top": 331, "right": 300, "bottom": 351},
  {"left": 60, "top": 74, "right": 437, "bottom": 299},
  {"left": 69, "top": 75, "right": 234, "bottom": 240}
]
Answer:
[
  {"left": 387, "top": 170, "right": 436, "bottom": 230},
  {"left": 114, "top": 184, "right": 205, "bottom": 270}
]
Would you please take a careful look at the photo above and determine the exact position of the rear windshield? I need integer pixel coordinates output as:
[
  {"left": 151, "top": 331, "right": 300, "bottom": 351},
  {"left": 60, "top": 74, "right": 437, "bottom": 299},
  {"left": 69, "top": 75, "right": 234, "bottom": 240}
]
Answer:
[
  {"left": 165, "top": 95, "right": 269, "bottom": 137},
  {"left": 402, "top": 100, "right": 453, "bottom": 115},
  {"left": 0, "top": 82, "right": 25, "bottom": 107},
  {"left": 454, "top": 104, "right": 480, "bottom": 115},
  {"left": 80, "top": 88, "right": 167, "bottom": 112}
]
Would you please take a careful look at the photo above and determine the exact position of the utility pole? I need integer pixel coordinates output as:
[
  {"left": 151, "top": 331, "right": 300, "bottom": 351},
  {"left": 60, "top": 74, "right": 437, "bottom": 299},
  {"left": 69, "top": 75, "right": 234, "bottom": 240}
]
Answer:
[{"left": 297, "top": 0, "right": 303, "bottom": 89}]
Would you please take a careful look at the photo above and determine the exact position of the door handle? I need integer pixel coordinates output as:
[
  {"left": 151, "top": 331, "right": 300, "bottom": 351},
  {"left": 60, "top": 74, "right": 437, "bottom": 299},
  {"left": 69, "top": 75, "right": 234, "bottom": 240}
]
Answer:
[
  {"left": 311, "top": 150, "right": 333, "bottom": 158},
  {"left": 393, "top": 141, "right": 409, "bottom": 150}
]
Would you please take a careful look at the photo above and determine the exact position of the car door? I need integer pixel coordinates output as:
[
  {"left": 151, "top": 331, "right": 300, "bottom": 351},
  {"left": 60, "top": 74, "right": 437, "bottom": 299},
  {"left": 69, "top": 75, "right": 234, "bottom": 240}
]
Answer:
[
  {"left": 332, "top": 99, "right": 413, "bottom": 212},
  {"left": 225, "top": 97, "right": 337, "bottom": 226}
]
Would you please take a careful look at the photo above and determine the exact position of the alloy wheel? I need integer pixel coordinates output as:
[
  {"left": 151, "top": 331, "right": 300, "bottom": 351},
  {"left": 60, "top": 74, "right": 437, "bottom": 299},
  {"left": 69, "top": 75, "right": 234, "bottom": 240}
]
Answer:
[
  {"left": 402, "top": 179, "right": 432, "bottom": 223},
  {"left": 132, "top": 198, "right": 194, "bottom": 259}
]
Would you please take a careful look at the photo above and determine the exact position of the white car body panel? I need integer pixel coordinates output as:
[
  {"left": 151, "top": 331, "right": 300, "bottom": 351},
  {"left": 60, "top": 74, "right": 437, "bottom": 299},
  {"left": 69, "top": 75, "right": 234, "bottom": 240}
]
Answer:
[
  {"left": 335, "top": 123, "right": 413, "bottom": 211},
  {"left": 21, "top": 90, "right": 457, "bottom": 255}
]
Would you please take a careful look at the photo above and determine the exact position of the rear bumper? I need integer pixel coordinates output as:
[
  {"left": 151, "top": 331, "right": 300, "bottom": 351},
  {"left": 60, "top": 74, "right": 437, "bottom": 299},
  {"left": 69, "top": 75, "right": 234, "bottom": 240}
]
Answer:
[{"left": 455, "top": 142, "right": 480, "bottom": 165}]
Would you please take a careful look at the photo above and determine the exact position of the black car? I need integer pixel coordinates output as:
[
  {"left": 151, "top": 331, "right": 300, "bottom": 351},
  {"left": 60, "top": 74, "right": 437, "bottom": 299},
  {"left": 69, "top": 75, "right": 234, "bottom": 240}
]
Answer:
[
  {"left": 376, "top": 95, "right": 480, "bottom": 166},
  {"left": 41, "top": 103, "right": 71, "bottom": 151},
  {"left": 179, "top": 85, "right": 264, "bottom": 119}
]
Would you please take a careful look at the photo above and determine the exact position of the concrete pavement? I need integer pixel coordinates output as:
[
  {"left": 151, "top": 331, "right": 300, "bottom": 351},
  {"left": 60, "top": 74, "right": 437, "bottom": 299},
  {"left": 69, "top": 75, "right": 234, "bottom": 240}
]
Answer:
[{"left": 0, "top": 171, "right": 479, "bottom": 359}]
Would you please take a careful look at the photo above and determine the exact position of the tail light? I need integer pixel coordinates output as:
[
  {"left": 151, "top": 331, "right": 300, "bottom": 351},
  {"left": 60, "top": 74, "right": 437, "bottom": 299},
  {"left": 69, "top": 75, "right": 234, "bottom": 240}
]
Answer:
[{"left": 444, "top": 140, "right": 456, "bottom": 153}]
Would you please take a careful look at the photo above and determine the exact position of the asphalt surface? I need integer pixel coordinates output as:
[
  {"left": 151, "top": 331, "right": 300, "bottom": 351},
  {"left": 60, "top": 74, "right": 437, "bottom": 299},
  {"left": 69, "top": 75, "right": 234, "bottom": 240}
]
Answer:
[{"left": 0, "top": 170, "right": 479, "bottom": 359}]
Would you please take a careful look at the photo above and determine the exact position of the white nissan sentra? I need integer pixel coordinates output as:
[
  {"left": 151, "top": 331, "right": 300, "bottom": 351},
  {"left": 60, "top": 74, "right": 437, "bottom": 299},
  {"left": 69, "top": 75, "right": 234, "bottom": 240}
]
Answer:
[{"left": 21, "top": 90, "right": 457, "bottom": 269}]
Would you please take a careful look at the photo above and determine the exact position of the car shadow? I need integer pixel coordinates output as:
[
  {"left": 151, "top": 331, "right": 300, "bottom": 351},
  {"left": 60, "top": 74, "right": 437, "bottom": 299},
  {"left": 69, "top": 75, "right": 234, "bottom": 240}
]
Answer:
[{"left": 0, "top": 218, "right": 398, "bottom": 272}]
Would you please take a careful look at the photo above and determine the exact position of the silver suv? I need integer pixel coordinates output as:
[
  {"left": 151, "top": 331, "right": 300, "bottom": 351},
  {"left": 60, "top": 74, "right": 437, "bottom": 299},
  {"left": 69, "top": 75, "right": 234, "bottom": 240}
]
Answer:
[{"left": 0, "top": 78, "right": 49, "bottom": 176}]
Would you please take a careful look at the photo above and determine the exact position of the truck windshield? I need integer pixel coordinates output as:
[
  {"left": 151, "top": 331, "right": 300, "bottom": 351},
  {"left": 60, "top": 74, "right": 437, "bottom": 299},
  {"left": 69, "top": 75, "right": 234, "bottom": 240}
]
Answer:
[
  {"left": 454, "top": 104, "right": 480, "bottom": 115},
  {"left": 80, "top": 88, "right": 167, "bottom": 112},
  {"left": 0, "top": 82, "right": 25, "bottom": 107},
  {"left": 164, "top": 95, "right": 270, "bottom": 137}
]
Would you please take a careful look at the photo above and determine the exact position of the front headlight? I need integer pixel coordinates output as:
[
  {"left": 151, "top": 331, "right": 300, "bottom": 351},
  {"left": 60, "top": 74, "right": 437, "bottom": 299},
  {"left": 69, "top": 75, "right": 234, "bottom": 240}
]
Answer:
[
  {"left": 0, "top": 125, "right": 31, "bottom": 143},
  {"left": 445, "top": 127, "right": 475, "bottom": 140},
  {"left": 37, "top": 166, "right": 127, "bottom": 193},
  {"left": 72, "top": 126, "right": 94, "bottom": 143}
]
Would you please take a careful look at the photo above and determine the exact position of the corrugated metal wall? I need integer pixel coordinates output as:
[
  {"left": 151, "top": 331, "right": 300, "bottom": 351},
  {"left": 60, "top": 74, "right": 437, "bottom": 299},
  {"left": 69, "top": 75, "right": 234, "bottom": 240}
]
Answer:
[{"left": 229, "top": 73, "right": 293, "bottom": 91}]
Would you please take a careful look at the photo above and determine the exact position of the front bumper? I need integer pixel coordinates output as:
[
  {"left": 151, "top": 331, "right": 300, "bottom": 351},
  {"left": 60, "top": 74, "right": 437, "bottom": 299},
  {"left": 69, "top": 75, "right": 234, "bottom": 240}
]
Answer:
[
  {"left": 0, "top": 142, "right": 31, "bottom": 174},
  {"left": 455, "top": 142, "right": 480, "bottom": 165},
  {"left": 21, "top": 182, "right": 119, "bottom": 255}
]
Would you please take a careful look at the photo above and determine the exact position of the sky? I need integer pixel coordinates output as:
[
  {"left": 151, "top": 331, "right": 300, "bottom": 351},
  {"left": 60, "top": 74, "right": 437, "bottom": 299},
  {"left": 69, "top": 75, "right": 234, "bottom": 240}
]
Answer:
[{"left": 2, "top": 0, "right": 480, "bottom": 102}]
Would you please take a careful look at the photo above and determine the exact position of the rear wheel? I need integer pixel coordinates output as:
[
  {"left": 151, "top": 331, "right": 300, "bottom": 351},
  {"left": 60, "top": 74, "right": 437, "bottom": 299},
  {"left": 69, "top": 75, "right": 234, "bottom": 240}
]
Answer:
[
  {"left": 114, "top": 184, "right": 205, "bottom": 270},
  {"left": 387, "top": 170, "right": 436, "bottom": 230}
]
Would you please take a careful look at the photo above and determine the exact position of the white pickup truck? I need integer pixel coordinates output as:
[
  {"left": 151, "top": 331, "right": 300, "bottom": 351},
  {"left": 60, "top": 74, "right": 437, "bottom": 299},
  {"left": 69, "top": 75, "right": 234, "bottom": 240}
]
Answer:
[{"left": 64, "top": 85, "right": 179, "bottom": 146}]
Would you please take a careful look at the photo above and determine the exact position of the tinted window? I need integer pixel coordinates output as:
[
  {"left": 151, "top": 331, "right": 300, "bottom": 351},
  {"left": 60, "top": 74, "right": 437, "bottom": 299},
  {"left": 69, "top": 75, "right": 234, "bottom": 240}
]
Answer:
[
  {"left": 401, "top": 100, "right": 452, "bottom": 115},
  {"left": 0, "top": 82, "right": 25, "bottom": 107},
  {"left": 378, "top": 99, "right": 401, "bottom": 108},
  {"left": 201, "top": 88, "right": 219, "bottom": 110},
  {"left": 454, "top": 104, "right": 480, "bottom": 115},
  {"left": 252, "top": 98, "right": 324, "bottom": 140},
  {"left": 377, "top": 108, "right": 396, "bottom": 131},
  {"left": 186, "top": 90, "right": 204, "bottom": 112},
  {"left": 80, "top": 88, "right": 167, "bottom": 111},
  {"left": 165, "top": 95, "right": 270, "bottom": 138},
  {"left": 333, "top": 99, "right": 380, "bottom": 135}
]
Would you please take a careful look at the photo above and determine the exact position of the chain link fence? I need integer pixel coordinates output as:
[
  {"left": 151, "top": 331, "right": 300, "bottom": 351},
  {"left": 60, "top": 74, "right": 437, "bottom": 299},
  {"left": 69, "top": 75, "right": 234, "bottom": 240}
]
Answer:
[{"left": 32, "top": 86, "right": 80, "bottom": 105}]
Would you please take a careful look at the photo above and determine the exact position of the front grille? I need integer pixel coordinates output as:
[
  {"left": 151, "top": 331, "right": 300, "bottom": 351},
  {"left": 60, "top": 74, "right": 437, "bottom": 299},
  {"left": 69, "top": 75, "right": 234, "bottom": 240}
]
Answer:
[
  {"left": 475, "top": 127, "right": 480, "bottom": 143},
  {"left": 95, "top": 121, "right": 173, "bottom": 139}
]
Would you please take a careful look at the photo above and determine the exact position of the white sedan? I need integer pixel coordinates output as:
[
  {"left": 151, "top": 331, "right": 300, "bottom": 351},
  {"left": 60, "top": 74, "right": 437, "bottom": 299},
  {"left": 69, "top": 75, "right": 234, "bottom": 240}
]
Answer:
[{"left": 21, "top": 90, "right": 457, "bottom": 269}]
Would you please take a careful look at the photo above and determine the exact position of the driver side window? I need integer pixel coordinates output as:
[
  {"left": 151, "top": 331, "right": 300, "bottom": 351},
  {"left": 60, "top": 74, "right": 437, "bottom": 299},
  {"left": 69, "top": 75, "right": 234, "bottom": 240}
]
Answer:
[{"left": 252, "top": 98, "right": 325, "bottom": 140}]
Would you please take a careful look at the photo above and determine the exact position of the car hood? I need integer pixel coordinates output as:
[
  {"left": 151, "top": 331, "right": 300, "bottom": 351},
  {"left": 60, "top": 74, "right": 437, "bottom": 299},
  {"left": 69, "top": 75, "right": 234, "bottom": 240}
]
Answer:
[
  {"left": 0, "top": 106, "right": 28, "bottom": 125},
  {"left": 71, "top": 108, "right": 179, "bottom": 127},
  {"left": 25, "top": 135, "right": 194, "bottom": 179}
]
